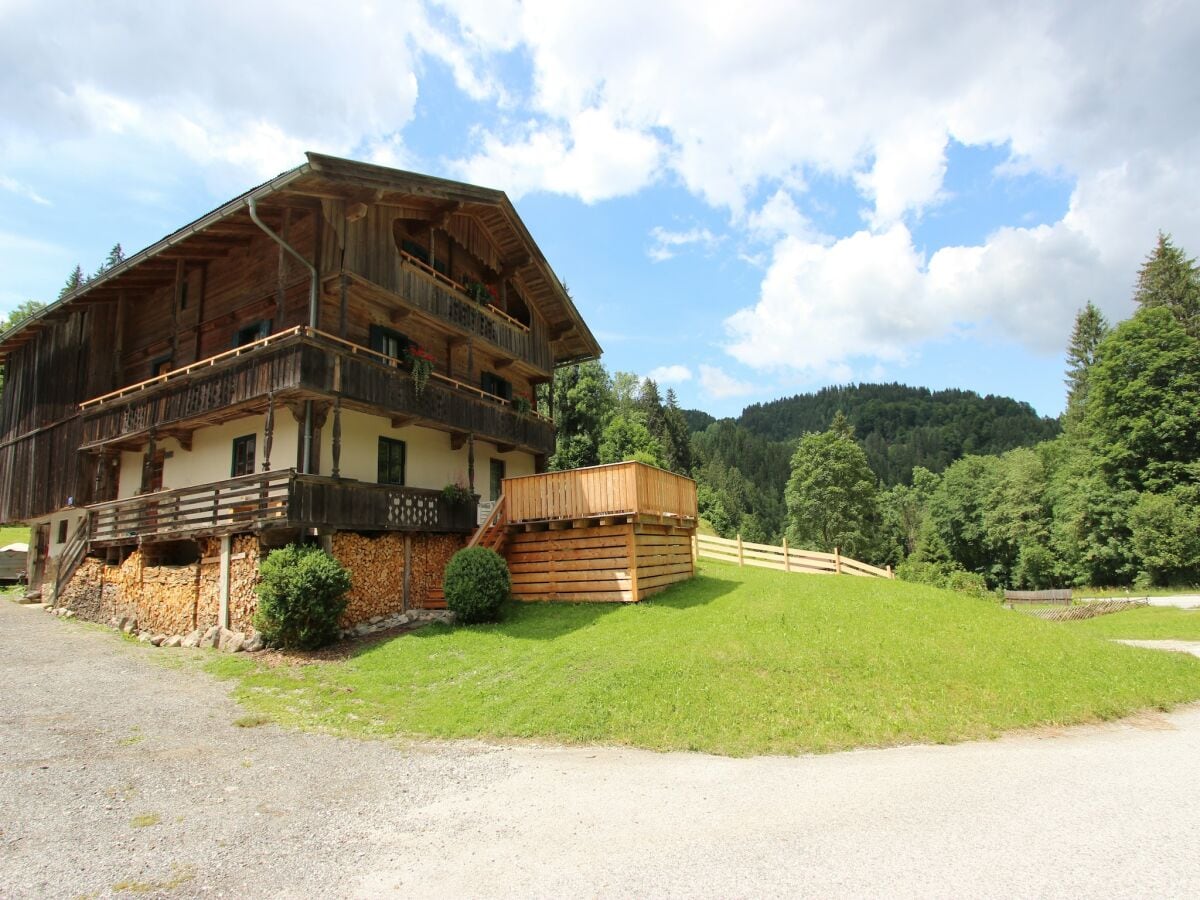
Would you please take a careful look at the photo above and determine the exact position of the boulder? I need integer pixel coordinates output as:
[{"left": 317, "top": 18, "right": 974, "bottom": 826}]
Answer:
[
  {"left": 180, "top": 630, "right": 202, "bottom": 649},
  {"left": 137, "top": 632, "right": 153, "bottom": 643},
  {"left": 162, "top": 635, "right": 182, "bottom": 649},
  {"left": 121, "top": 619, "right": 138, "bottom": 635},
  {"left": 242, "top": 633, "right": 265, "bottom": 653},
  {"left": 200, "top": 625, "right": 221, "bottom": 649},
  {"left": 149, "top": 634, "right": 166, "bottom": 646}
]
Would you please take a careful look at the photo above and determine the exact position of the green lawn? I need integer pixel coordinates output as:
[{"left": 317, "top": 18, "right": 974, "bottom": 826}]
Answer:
[
  {"left": 209, "top": 560, "right": 1200, "bottom": 756},
  {"left": 1066, "top": 606, "right": 1200, "bottom": 641},
  {"left": 0, "top": 525, "right": 28, "bottom": 546}
]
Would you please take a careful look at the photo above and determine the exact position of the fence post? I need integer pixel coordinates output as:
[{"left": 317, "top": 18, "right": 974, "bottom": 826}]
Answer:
[
  {"left": 737, "top": 533, "right": 744, "bottom": 567},
  {"left": 886, "top": 564, "right": 893, "bottom": 579},
  {"left": 782, "top": 536, "right": 790, "bottom": 572},
  {"left": 691, "top": 533, "right": 698, "bottom": 563},
  {"left": 834, "top": 546, "right": 842, "bottom": 575}
]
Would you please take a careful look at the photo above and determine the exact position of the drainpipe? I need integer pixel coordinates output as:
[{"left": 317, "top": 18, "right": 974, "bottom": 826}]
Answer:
[{"left": 247, "top": 197, "right": 319, "bottom": 473}]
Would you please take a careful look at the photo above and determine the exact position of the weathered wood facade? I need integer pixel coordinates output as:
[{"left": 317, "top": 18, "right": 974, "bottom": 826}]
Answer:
[{"left": 0, "top": 154, "right": 601, "bottom": 616}]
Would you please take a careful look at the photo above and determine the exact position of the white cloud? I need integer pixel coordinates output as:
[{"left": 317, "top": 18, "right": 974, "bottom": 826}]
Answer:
[
  {"left": 0, "top": 175, "right": 50, "bottom": 206},
  {"left": 698, "top": 364, "right": 754, "bottom": 399},
  {"left": 647, "top": 364, "right": 692, "bottom": 383},
  {"left": 646, "top": 226, "right": 720, "bottom": 262},
  {"left": 455, "top": 109, "right": 663, "bottom": 201}
]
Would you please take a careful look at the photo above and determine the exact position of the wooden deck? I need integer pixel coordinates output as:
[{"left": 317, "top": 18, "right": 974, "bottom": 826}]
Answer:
[
  {"left": 88, "top": 470, "right": 476, "bottom": 546},
  {"left": 491, "top": 462, "right": 698, "bottom": 603}
]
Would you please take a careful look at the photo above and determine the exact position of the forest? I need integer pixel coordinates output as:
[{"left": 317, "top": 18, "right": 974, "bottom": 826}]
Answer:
[{"left": 545, "top": 233, "right": 1200, "bottom": 591}]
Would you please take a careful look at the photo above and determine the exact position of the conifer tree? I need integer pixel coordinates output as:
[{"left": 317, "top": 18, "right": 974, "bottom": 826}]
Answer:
[
  {"left": 1064, "top": 301, "right": 1109, "bottom": 418},
  {"left": 1134, "top": 232, "right": 1200, "bottom": 337},
  {"left": 59, "top": 265, "right": 85, "bottom": 299}
]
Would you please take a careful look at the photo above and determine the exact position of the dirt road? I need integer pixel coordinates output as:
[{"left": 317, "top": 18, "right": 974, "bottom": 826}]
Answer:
[{"left": 3, "top": 600, "right": 1198, "bottom": 898}]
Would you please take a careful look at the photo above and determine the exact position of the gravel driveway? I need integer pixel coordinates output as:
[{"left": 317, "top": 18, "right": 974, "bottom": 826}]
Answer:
[{"left": 4, "top": 599, "right": 1200, "bottom": 899}]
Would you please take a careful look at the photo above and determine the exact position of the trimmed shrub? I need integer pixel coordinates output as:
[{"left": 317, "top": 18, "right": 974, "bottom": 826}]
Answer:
[
  {"left": 254, "top": 544, "right": 351, "bottom": 649},
  {"left": 443, "top": 546, "right": 510, "bottom": 624}
]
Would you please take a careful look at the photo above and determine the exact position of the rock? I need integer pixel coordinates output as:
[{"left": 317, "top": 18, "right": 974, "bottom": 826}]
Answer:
[
  {"left": 180, "top": 630, "right": 202, "bottom": 649},
  {"left": 121, "top": 619, "right": 138, "bottom": 635},
  {"left": 242, "top": 633, "right": 265, "bottom": 653},
  {"left": 200, "top": 625, "right": 220, "bottom": 649},
  {"left": 62, "top": 610, "right": 75, "bottom": 619},
  {"left": 369, "top": 616, "right": 384, "bottom": 625},
  {"left": 149, "top": 634, "right": 166, "bottom": 646},
  {"left": 222, "top": 633, "right": 245, "bottom": 653},
  {"left": 137, "top": 632, "right": 153, "bottom": 643},
  {"left": 162, "top": 635, "right": 182, "bottom": 648}
]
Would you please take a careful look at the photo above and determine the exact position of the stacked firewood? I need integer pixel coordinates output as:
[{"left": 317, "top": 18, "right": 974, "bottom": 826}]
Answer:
[
  {"left": 331, "top": 532, "right": 405, "bottom": 624},
  {"left": 228, "top": 535, "right": 261, "bottom": 634},
  {"left": 409, "top": 534, "right": 464, "bottom": 609}
]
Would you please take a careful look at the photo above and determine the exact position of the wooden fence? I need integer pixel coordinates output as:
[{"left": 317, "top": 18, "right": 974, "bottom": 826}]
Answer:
[
  {"left": 504, "top": 461, "right": 698, "bottom": 525},
  {"left": 695, "top": 532, "right": 893, "bottom": 579}
]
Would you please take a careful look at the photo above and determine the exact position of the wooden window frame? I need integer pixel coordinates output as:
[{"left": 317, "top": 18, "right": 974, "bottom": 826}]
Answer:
[
  {"left": 377, "top": 437, "right": 407, "bottom": 486},
  {"left": 369, "top": 325, "right": 412, "bottom": 361},
  {"left": 233, "top": 319, "right": 272, "bottom": 349},
  {"left": 481, "top": 372, "right": 513, "bottom": 402},
  {"left": 150, "top": 354, "right": 173, "bottom": 377},
  {"left": 231, "top": 434, "right": 257, "bottom": 478}
]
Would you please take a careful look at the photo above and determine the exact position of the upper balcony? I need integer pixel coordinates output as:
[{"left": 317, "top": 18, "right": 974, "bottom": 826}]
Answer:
[
  {"left": 327, "top": 248, "right": 553, "bottom": 375},
  {"left": 79, "top": 326, "right": 556, "bottom": 457}
]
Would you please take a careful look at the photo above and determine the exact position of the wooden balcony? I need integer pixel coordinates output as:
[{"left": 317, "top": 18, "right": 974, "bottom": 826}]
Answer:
[
  {"left": 79, "top": 327, "right": 555, "bottom": 456},
  {"left": 329, "top": 250, "right": 553, "bottom": 374},
  {"left": 88, "top": 469, "right": 476, "bottom": 546},
  {"left": 503, "top": 461, "right": 698, "bottom": 526}
]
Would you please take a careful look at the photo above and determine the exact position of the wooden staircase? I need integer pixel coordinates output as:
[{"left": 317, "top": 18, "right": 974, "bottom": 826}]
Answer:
[
  {"left": 53, "top": 513, "right": 92, "bottom": 603},
  {"left": 469, "top": 495, "right": 508, "bottom": 556},
  {"left": 422, "top": 498, "right": 509, "bottom": 610}
]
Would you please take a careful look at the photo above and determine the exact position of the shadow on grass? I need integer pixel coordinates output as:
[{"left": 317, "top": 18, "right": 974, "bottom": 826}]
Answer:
[{"left": 349, "top": 572, "right": 742, "bottom": 657}]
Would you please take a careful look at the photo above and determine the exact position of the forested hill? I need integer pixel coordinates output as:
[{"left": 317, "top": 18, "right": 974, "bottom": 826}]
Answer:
[{"left": 734, "top": 383, "right": 1060, "bottom": 486}]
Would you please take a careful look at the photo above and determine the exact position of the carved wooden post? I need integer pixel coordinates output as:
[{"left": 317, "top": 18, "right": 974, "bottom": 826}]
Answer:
[
  {"left": 467, "top": 434, "right": 475, "bottom": 494},
  {"left": 782, "top": 536, "right": 790, "bottom": 573},
  {"left": 332, "top": 397, "right": 342, "bottom": 479},
  {"left": 141, "top": 428, "right": 157, "bottom": 494},
  {"left": 262, "top": 392, "right": 275, "bottom": 472}
]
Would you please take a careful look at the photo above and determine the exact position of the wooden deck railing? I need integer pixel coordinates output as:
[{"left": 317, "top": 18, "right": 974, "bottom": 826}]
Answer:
[
  {"left": 79, "top": 329, "right": 555, "bottom": 456},
  {"left": 503, "top": 461, "right": 698, "bottom": 525},
  {"left": 88, "top": 470, "right": 477, "bottom": 545}
]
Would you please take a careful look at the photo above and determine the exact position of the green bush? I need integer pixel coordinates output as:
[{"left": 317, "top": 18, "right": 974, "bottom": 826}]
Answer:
[
  {"left": 443, "top": 546, "right": 510, "bottom": 624},
  {"left": 253, "top": 544, "right": 351, "bottom": 649},
  {"left": 896, "top": 558, "right": 990, "bottom": 598}
]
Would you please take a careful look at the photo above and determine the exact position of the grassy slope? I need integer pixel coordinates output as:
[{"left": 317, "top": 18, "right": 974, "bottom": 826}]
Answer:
[
  {"left": 1067, "top": 606, "right": 1200, "bottom": 641},
  {"left": 212, "top": 560, "right": 1200, "bottom": 756}
]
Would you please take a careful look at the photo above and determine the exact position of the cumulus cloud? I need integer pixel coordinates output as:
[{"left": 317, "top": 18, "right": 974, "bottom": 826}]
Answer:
[
  {"left": 647, "top": 364, "right": 692, "bottom": 383},
  {"left": 646, "top": 226, "right": 721, "bottom": 262},
  {"left": 698, "top": 364, "right": 754, "bottom": 399}
]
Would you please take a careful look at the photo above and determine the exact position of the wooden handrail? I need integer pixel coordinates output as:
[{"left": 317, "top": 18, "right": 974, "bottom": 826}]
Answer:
[
  {"left": 79, "top": 324, "right": 554, "bottom": 425},
  {"left": 468, "top": 495, "right": 506, "bottom": 548},
  {"left": 398, "top": 249, "right": 532, "bottom": 334},
  {"left": 502, "top": 461, "right": 698, "bottom": 524},
  {"left": 80, "top": 326, "right": 307, "bottom": 409}
]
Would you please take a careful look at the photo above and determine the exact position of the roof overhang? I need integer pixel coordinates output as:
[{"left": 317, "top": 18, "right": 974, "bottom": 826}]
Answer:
[{"left": 0, "top": 153, "right": 602, "bottom": 365}]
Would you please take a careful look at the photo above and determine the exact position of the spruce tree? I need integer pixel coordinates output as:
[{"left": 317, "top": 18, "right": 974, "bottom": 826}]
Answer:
[
  {"left": 1134, "top": 232, "right": 1200, "bottom": 338},
  {"left": 59, "top": 265, "right": 85, "bottom": 299},
  {"left": 1064, "top": 301, "right": 1109, "bottom": 418}
]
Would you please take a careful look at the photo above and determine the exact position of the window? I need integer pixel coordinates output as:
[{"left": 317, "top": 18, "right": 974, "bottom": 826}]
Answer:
[
  {"left": 150, "top": 355, "right": 173, "bottom": 377},
  {"left": 489, "top": 458, "right": 505, "bottom": 503},
  {"left": 231, "top": 434, "right": 257, "bottom": 477},
  {"left": 369, "top": 325, "right": 411, "bottom": 361},
  {"left": 481, "top": 372, "right": 512, "bottom": 401},
  {"left": 377, "top": 437, "right": 406, "bottom": 485},
  {"left": 56, "top": 520, "right": 68, "bottom": 544},
  {"left": 234, "top": 319, "right": 271, "bottom": 348}
]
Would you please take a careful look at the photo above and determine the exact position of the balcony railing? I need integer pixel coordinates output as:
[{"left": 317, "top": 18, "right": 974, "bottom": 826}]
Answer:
[
  {"left": 503, "top": 461, "right": 698, "bottom": 525},
  {"left": 79, "top": 327, "right": 555, "bottom": 456},
  {"left": 88, "top": 469, "right": 477, "bottom": 545}
]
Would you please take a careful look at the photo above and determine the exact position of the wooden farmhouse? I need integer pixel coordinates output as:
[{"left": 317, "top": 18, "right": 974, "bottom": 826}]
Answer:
[{"left": 0, "top": 154, "right": 697, "bottom": 637}]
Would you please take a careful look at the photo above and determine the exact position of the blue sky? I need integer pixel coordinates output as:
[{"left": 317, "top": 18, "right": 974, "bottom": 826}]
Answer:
[{"left": 3, "top": 1, "right": 1198, "bottom": 421}]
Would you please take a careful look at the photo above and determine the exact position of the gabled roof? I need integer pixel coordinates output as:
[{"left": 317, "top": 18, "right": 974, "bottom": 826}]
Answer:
[{"left": 0, "top": 153, "right": 601, "bottom": 365}]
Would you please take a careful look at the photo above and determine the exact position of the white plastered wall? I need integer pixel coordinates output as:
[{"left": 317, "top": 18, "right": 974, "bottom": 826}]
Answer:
[
  {"left": 116, "top": 415, "right": 301, "bottom": 500},
  {"left": 318, "top": 409, "right": 534, "bottom": 492}
]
